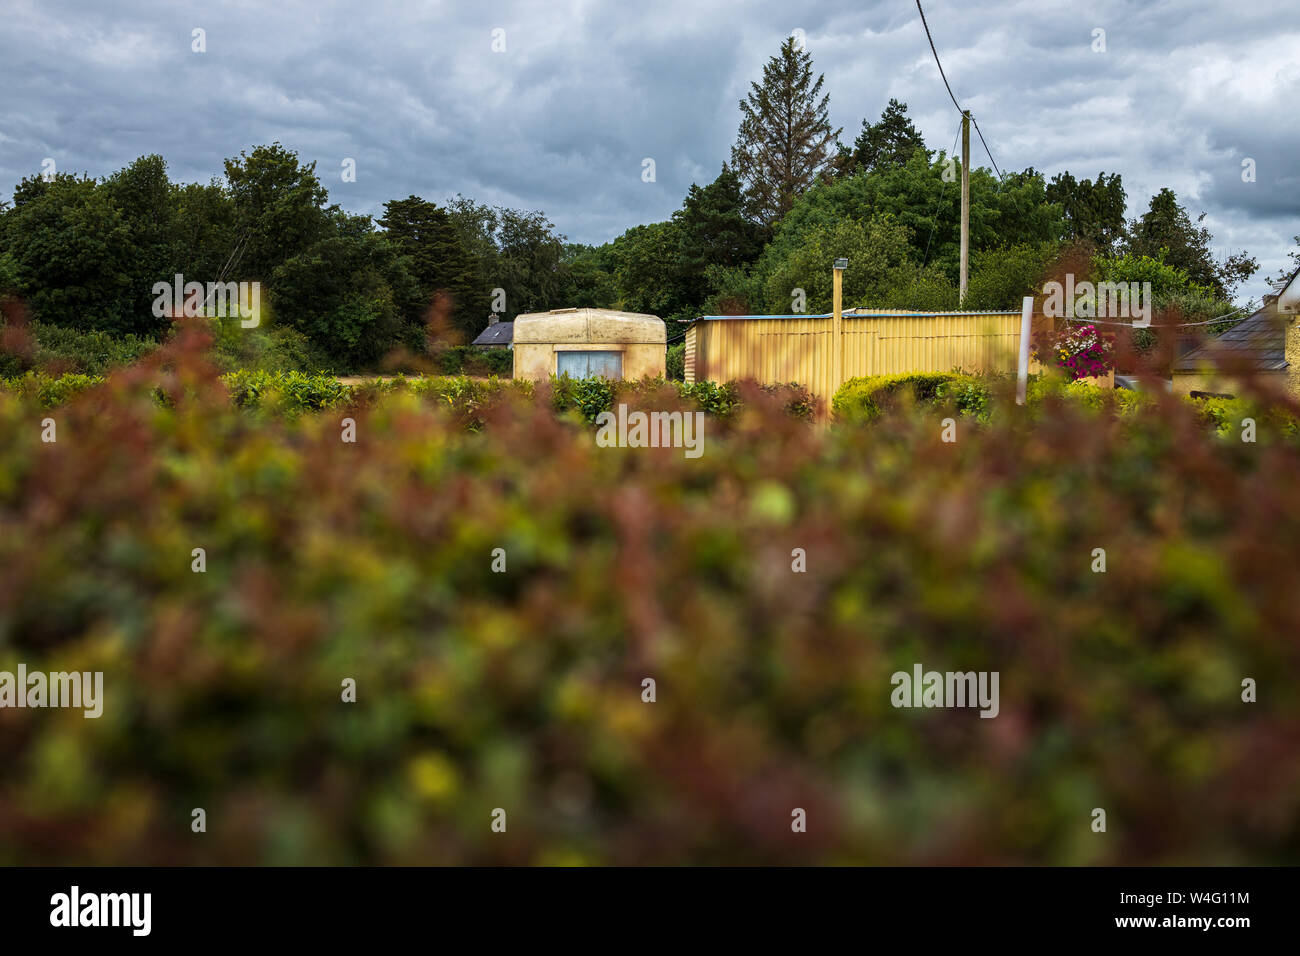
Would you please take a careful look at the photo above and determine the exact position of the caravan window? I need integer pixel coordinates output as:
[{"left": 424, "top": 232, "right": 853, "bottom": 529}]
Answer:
[{"left": 557, "top": 351, "right": 623, "bottom": 380}]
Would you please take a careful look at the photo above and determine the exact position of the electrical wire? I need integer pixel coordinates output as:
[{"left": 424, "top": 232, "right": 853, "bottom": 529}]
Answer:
[
  {"left": 1057, "top": 305, "right": 1251, "bottom": 329},
  {"left": 915, "top": 0, "right": 963, "bottom": 114},
  {"left": 916, "top": 1, "right": 1006, "bottom": 183},
  {"left": 970, "top": 117, "right": 1004, "bottom": 183}
]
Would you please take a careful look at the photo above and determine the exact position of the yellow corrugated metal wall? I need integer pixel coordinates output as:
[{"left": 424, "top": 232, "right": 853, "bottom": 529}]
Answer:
[
  {"left": 690, "top": 311, "right": 1023, "bottom": 404},
  {"left": 683, "top": 325, "right": 697, "bottom": 384}
]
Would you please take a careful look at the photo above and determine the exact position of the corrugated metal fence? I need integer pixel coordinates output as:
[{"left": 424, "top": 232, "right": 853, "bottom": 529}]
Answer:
[{"left": 684, "top": 310, "right": 1024, "bottom": 405}]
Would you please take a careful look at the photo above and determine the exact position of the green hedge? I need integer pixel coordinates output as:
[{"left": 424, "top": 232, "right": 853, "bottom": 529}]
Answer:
[
  {"left": 832, "top": 373, "right": 989, "bottom": 424},
  {"left": 832, "top": 372, "right": 1270, "bottom": 430},
  {"left": 0, "top": 371, "right": 108, "bottom": 408},
  {"left": 433, "top": 346, "right": 514, "bottom": 377},
  {"left": 1, "top": 370, "right": 813, "bottom": 430},
  {"left": 666, "top": 343, "right": 685, "bottom": 381},
  {"left": 31, "top": 323, "right": 159, "bottom": 375},
  {"left": 2, "top": 356, "right": 1299, "bottom": 864}
]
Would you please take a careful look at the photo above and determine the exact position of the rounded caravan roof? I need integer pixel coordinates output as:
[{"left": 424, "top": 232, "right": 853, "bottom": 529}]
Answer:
[{"left": 513, "top": 308, "right": 665, "bottom": 345}]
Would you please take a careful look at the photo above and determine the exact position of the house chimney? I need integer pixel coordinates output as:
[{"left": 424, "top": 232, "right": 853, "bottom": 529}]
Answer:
[{"left": 488, "top": 313, "right": 499, "bottom": 325}]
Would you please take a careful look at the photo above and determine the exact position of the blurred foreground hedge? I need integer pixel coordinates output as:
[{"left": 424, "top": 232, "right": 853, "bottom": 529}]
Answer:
[{"left": 1, "top": 345, "right": 1299, "bottom": 865}]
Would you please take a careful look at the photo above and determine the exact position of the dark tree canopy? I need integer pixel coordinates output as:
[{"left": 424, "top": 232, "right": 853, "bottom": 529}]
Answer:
[
  {"left": 379, "top": 196, "right": 480, "bottom": 333},
  {"left": 222, "top": 142, "right": 330, "bottom": 282},
  {"left": 1044, "top": 171, "right": 1127, "bottom": 252},
  {"left": 1124, "top": 187, "right": 1257, "bottom": 297},
  {"left": 844, "top": 99, "right": 930, "bottom": 176},
  {"left": 674, "top": 166, "right": 765, "bottom": 307}
]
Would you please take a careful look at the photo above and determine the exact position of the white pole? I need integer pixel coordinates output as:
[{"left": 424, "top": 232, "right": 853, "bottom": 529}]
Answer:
[{"left": 1016, "top": 295, "right": 1033, "bottom": 406}]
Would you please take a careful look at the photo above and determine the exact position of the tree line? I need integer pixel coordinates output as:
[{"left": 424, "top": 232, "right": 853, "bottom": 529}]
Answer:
[{"left": 0, "top": 36, "right": 1267, "bottom": 373}]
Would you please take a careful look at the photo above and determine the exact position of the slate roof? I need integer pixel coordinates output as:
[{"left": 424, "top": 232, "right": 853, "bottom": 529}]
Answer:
[
  {"left": 1173, "top": 306, "right": 1288, "bottom": 373},
  {"left": 471, "top": 321, "right": 513, "bottom": 346}
]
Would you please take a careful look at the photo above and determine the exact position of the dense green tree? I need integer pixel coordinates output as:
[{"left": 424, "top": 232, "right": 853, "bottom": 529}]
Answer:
[
  {"left": 1124, "top": 187, "right": 1257, "bottom": 297},
  {"left": 730, "top": 37, "right": 841, "bottom": 226},
  {"left": 102, "top": 155, "right": 177, "bottom": 328},
  {"left": 379, "top": 196, "right": 481, "bottom": 335},
  {"left": 557, "top": 243, "right": 619, "bottom": 309},
  {"left": 444, "top": 197, "right": 568, "bottom": 329},
  {"left": 673, "top": 166, "right": 765, "bottom": 307},
  {"left": 1044, "top": 171, "right": 1127, "bottom": 252},
  {"left": 760, "top": 214, "right": 954, "bottom": 314},
  {"left": 495, "top": 207, "right": 568, "bottom": 317},
  {"left": 963, "top": 242, "right": 1060, "bottom": 311},
  {"left": 169, "top": 179, "right": 238, "bottom": 283},
  {"left": 757, "top": 151, "right": 1063, "bottom": 283},
  {"left": 10, "top": 171, "right": 81, "bottom": 208},
  {"left": 223, "top": 143, "right": 330, "bottom": 282},
  {"left": 0, "top": 250, "right": 18, "bottom": 298},
  {"left": 268, "top": 234, "right": 418, "bottom": 370},
  {"left": 701, "top": 150, "right": 1067, "bottom": 314},
  {"left": 843, "top": 99, "right": 929, "bottom": 176},
  {"left": 610, "top": 221, "right": 689, "bottom": 318},
  {"left": 3, "top": 175, "right": 138, "bottom": 332}
]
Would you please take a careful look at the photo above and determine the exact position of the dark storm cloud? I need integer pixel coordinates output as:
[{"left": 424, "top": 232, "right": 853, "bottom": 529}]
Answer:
[{"left": 2, "top": 0, "right": 1297, "bottom": 297}]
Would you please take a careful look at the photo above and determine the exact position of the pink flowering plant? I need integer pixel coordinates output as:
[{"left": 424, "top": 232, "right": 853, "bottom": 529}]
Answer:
[{"left": 1033, "top": 323, "right": 1113, "bottom": 381}]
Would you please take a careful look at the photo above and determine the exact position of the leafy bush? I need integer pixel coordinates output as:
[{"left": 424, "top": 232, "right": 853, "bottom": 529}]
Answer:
[
  {"left": 406, "top": 375, "right": 531, "bottom": 430},
  {"left": 549, "top": 374, "right": 617, "bottom": 423},
  {"left": 221, "top": 369, "right": 352, "bottom": 412},
  {"left": 666, "top": 343, "right": 685, "bottom": 381},
  {"left": 2, "top": 345, "right": 1298, "bottom": 865},
  {"left": 1185, "top": 394, "right": 1300, "bottom": 438},
  {"left": 0, "top": 370, "right": 107, "bottom": 407},
  {"left": 674, "top": 379, "right": 742, "bottom": 418},
  {"left": 30, "top": 322, "right": 158, "bottom": 374},
  {"left": 832, "top": 372, "right": 965, "bottom": 423},
  {"left": 196, "top": 320, "right": 337, "bottom": 375},
  {"left": 433, "top": 345, "right": 513, "bottom": 377},
  {"left": 963, "top": 242, "right": 1059, "bottom": 311},
  {"left": 935, "top": 375, "right": 994, "bottom": 421}
]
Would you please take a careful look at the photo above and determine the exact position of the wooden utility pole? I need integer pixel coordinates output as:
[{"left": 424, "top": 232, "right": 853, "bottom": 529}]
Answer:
[
  {"left": 832, "top": 258, "right": 846, "bottom": 391},
  {"left": 959, "top": 110, "right": 970, "bottom": 305}
]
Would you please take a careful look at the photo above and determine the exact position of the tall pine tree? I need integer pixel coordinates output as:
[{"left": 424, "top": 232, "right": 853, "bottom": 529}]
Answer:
[
  {"left": 730, "top": 37, "right": 841, "bottom": 227},
  {"left": 845, "top": 99, "right": 929, "bottom": 176}
]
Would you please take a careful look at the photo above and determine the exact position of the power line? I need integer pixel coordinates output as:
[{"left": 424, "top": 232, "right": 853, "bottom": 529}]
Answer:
[
  {"left": 970, "top": 117, "right": 1004, "bottom": 183},
  {"left": 916, "top": 1, "right": 1006, "bottom": 183},
  {"left": 915, "top": 0, "right": 963, "bottom": 114},
  {"left": 1059, "top": 306, "right": 1251, "bottom": 329}
]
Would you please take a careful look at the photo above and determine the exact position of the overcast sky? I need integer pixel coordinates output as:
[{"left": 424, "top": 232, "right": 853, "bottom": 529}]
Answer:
[{"left": 2, "top": 0, "right": 1297, "bottom": 301}]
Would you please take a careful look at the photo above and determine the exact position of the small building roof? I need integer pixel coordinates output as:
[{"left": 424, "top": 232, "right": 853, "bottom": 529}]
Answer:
[
  {"left": 513, "top": 308, "right": 665, "bottom": 344},
  {"left": 471, "top": 321, "right": 513, "bottom": 346},
  {"left": 1173, "top": 305, "right": 1288, "bottom": 373}
]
